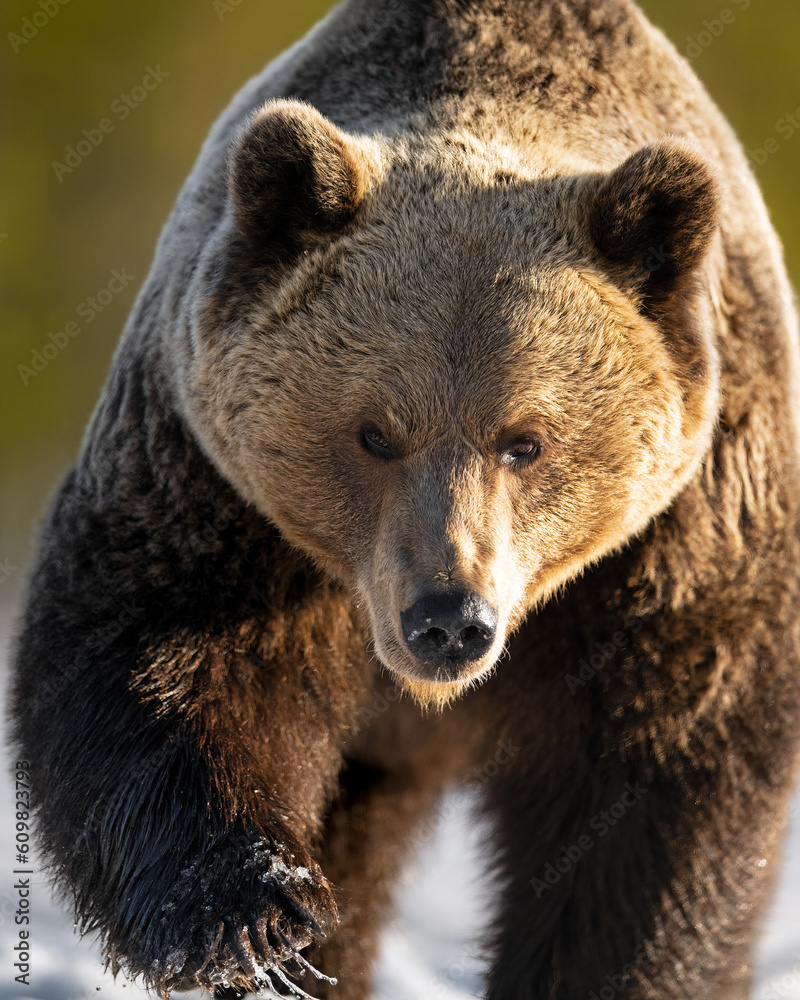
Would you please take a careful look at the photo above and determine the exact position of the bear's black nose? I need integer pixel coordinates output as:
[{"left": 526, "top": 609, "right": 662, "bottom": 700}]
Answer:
[{"left": 401, "top": 591, "right": 498, "bottom": 670}]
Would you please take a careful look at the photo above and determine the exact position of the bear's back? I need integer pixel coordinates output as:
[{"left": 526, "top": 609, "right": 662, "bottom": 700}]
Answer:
[{"left": 145, "top": 0, "right": 775, "bottom": 343}]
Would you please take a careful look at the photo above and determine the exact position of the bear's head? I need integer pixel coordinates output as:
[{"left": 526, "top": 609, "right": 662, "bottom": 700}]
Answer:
[{"left": 176, "top": 100, "right": 720, "bottom": 704}]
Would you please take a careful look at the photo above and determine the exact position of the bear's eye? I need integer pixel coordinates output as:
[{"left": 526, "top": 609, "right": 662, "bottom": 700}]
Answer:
[
  {"left": 500, "top": 438, "right": 542, "bottom": 468},
  {"left": 359, "top": 425, "right": 397, "bottom": 461}
]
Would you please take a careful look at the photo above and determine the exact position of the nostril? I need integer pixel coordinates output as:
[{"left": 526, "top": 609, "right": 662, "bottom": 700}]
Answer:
[
  {"left": 428, "top": 627, "right": 448, "bottom": 644},
  {"left": 459, "top": 624, "right": 487, "bottom": 646}
]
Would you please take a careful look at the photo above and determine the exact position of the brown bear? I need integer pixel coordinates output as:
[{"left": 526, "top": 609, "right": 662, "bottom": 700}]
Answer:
[{"left": 11, "top": 0, "right": 800, "bottom": 998}]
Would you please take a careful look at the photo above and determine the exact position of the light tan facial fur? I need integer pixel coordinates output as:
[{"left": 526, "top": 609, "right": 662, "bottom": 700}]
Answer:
[{"left": 177, "top": 108, "right": 720, "bottom": 701}]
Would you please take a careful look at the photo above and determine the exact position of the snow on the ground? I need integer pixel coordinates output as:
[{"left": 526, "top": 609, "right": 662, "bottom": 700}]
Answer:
[{"left": 1, "top": 601, "right": 799, "bottom": 1000}]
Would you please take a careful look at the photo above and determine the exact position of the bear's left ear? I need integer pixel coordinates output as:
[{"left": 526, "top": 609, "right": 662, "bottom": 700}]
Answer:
[
  {"left": 582, "top": 139, "right": 720, "bottom": 308},
  {"left": 228, "top": 100, "right": 376, "bottom": 253}
]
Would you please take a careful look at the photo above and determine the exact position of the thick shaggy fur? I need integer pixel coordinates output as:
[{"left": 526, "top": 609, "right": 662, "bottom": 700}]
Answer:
[{"left": 10, "top": 1, "right": 800, "bottom": 998}]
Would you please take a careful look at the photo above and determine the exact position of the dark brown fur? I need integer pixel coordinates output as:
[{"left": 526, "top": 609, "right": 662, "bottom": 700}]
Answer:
[{"left": 10, "top": 1, "right": 800, "bottom": 998}]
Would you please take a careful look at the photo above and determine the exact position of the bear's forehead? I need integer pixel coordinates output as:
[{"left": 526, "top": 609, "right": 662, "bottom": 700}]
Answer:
[
  {"left": 276, "top": 243, "right": 640, "bottom": 365},
  {"left": 250, "top": 248, "right": 663, "bottom": 443}
]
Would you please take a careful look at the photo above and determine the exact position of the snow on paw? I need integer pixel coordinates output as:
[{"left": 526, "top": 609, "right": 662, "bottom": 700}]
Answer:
[{"left": 134, "top": 825, "right": 338, "bottom": 998}]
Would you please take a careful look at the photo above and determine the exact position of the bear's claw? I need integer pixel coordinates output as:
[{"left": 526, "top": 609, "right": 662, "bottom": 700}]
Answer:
[{"left": 114, "top": 824, "right": 337, "bottom": 998}]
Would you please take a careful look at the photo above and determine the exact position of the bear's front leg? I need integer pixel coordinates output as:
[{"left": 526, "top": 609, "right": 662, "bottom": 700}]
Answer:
[
  {"left": 12, "top": 478, "right": 370, "bottom": 997},
  {"left": 125, "top": 594, "right": 370, "bottom": 996},
  {"left": 479, "top": 594, "right": 799, "bottom": 1000},
  {"left": 483, "top": 753, "right": 771, "bottom": 999}
]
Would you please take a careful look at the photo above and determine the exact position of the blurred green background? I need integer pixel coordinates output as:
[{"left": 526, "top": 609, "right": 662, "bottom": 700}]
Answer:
[{"left": 2, "top": 0, "right": 799, "bottom": 598}]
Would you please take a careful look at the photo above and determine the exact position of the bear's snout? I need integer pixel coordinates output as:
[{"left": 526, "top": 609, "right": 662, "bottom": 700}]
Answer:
[{"left": 400, "top": 590, "right": 498, "bottom": 676}]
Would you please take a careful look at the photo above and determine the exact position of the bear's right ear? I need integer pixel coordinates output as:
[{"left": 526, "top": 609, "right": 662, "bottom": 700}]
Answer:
[
  {"left": 228, "top": 100, "right": 374, "bottom": 252},
  {"left": 582, "top": 138, "right": 720, "bottom": 310}
]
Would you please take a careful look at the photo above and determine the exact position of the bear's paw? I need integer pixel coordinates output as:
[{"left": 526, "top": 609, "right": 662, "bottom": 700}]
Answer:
[{"left": 120, "top": 825, "right": 337, "bottom": 998}]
